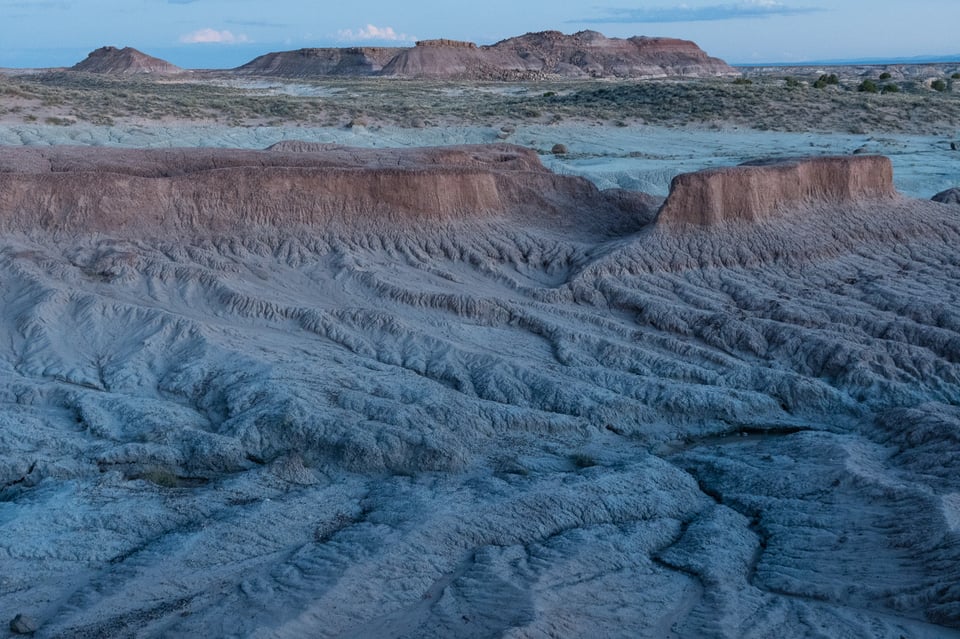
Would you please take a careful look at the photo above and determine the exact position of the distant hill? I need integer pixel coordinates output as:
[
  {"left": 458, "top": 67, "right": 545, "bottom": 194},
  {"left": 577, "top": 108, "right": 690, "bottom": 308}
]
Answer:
[
  {"left": 235, "top": 47, "right": 403, "bottom": 77},
  {"left": 72, "top": 46, "right": 182, "bottom": 75},
  {"left": 235, "top": 30, "right": 737, "bottom": 80}
]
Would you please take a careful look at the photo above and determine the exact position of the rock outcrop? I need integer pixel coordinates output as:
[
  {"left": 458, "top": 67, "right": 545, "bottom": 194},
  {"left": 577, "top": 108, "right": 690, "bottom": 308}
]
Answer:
[
  {"left": 232, "top": 30, "right": 736, "bottom": 79},
  {"left": 71, "top": 46, "right": 182, "bottom": 75},
  {"left": 932, "top": 187, "right": 960, "bottom": 205},
  {"left": 0, "top": 144, "right": 650, "bottom": 236},
  {"left": 656, "top": 155, "right": 897, "bottom": 226}
]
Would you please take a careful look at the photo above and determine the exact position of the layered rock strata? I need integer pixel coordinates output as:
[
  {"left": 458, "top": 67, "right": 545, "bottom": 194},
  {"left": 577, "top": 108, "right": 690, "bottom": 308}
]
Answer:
[
  {"left": 0, "top": 144, "right": 650, "bottom": 235},
  {"left": 657, "top": 155, "right": 897, "bottom": 226},
  {"left": 234, "top": 47, "right": 403, "bottom": 76}
]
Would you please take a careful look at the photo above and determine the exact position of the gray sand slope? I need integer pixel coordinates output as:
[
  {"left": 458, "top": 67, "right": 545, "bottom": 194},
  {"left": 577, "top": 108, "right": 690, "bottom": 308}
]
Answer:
[{"left": 0, "top": 143, "right": 959, "bottom": 639}]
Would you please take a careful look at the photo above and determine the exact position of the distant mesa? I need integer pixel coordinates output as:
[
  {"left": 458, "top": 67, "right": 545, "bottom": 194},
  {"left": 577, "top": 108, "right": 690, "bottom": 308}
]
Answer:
[
  {"left": 234, "top": 47, "right": 404, "bottom": 77},
  {"left": 71, "top": 46, "right": 182, "bottom": 75},
  {"left": 236, "top": 30, "right": 736, "bottom": 79},
  {"left": 656, "top": 155, "right": 897, "bottom": 226}
]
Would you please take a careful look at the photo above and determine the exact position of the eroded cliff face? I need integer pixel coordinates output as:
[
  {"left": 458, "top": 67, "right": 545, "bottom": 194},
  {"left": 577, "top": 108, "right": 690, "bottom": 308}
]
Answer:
[
  {"left": 230, "top": 30, "right": 736, "bottom": 79},
  {"left": 0, "top": 144, "right": 652, "bottom": 236},
  {"left": 656, "top": 155, "right": 897, "bottom": 226}
]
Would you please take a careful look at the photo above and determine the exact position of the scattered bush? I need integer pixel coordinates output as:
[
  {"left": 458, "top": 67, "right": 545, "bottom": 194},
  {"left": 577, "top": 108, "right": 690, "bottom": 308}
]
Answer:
[
  {"left": 813, "top": 74, "right": 840, "bottom": 89},
  {"left": 542, "top": 91, "right": 556, "bottom": 98},
  {"left": 932, "top": 79, "right": 947, "bottom": 92},
  {"left": 881, "top": 83, "right": 900, "bottom": 94},
  {"left": 784, "top": 76, "right": 802, "bottom": 88},
  {"left": 858, "top": 79, "right": 878, "bottom": 93},
  {"left": 879, "top": 72, "right": 892, "bottom": 80},
  {"left": 732, "top": 77, "right": 753, "bottom": 85},
  {"left": 952, "top": 73, "right": 960, "bottom": 80}
]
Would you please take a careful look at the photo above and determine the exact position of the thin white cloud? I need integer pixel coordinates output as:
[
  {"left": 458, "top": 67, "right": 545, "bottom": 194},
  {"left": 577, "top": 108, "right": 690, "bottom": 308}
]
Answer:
[
  {"left": 337, "top": 24, "right": 416, "bottom": 43},
  {"left": 179, "top": 28, "right": 250, "bottom": 44},
  {"left": 579, "top": 1, "right": 823, "bottom": 24}
]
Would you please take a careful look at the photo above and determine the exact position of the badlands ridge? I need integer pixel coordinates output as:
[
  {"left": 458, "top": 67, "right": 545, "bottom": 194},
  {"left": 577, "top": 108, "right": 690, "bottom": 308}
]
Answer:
[{"left": 0, "top": 144, "right": 895, "bottom": 234}]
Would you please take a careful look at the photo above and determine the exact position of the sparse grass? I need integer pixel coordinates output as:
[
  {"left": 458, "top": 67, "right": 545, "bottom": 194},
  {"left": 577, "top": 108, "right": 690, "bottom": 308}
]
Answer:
[{"left": 0, "top": 70, "right": 958, "bottom": 134}]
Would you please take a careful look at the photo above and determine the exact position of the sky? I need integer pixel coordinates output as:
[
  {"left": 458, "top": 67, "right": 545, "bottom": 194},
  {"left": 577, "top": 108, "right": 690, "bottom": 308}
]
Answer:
[{"left": 1, "top": 0, "right": 958, "bottom": 69}]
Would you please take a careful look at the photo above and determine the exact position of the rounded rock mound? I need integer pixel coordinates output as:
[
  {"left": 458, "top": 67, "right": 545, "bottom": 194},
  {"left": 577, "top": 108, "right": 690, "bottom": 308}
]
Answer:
[
  {"left": 71, "top": 46, "right": 182, "bottom": 75},
  {"left": 932, "top": 187, "right": 960, "bottom": 205}
]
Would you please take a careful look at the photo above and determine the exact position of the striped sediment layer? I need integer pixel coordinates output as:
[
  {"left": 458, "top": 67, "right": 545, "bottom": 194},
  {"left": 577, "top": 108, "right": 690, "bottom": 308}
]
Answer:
[{"left": 0, "top": 144, "right": 650, "bottom": 236}]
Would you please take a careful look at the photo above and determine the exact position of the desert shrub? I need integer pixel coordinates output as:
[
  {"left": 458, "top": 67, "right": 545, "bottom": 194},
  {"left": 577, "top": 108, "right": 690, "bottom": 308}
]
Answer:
[
  {"left": 879, "top": 72, "right": 892, "bottom": 80},
  {"left": 858, "top": 79, "right": 878, "bottom": 93},
  {"left": 732, "top": 77, "right": 753, "bottom": 85},
  {"left": 881, "top": 83, "right": 900, "bottom": 94},
  {"left": 784, "top": 76, "right": 802, "bottom": 88},
  {"left": 932, "top": 79, "right": 947, "bottom": 92},
  {"left": 813, "top": 74, "right": 839, "bottom": 89},
  {"left": 542, "top": 91, "right": 556, "bottom": 98},
  {"left": 952, "top": 73, "right": 960, "bottom": 80}
]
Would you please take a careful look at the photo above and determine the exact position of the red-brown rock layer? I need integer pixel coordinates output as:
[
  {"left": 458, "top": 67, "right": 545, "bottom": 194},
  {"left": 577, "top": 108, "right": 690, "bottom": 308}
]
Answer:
[
  {"left": 0, "top": 144, "right": 649, "bottom": 236},
  {"left": 656, "top": 156, "right": 897, "bottom": 227},
  {"left": 71, "top": 46, "right": 182, "bottom": 75},
  {"left": 235, "top": 30, "right": 736, "bottom": 79}
]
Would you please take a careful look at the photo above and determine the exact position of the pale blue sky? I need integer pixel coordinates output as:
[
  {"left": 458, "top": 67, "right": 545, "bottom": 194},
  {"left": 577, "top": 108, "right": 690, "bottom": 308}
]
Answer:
[{"left": 1, "top": 0, "right": 958, "bottom": 68}]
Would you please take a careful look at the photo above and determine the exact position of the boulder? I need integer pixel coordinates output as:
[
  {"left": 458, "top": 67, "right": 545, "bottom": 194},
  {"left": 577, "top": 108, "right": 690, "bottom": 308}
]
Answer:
[
  {"left": 9, "top": 614, "right": 38, "bottom": 635},
  {"left": 232, "top": 30, "right": 736, "bottom": 80},
  {"left": 932, "top": 187, "right": 960, "bottom": 205}
]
